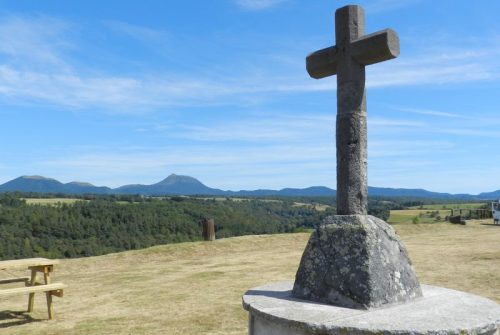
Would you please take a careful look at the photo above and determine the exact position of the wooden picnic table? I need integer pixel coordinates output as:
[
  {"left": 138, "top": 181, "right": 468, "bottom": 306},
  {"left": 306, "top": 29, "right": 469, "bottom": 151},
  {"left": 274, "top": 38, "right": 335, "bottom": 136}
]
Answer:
[{"left": 0, "top": 258, "right": 66, "bottom": 320}]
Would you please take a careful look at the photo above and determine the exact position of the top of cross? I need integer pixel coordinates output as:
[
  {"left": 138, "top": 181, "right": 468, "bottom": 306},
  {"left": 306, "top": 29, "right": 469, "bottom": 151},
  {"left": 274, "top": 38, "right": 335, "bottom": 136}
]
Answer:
[{"left": 306, "top": 5, "right": 399, "bottom": 79}]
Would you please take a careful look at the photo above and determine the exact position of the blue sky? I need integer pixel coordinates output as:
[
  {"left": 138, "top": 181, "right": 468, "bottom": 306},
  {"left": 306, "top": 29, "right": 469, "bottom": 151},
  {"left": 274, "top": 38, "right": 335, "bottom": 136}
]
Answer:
[{"left": 0, "top": 0, "right": 499, "bottom": 194}]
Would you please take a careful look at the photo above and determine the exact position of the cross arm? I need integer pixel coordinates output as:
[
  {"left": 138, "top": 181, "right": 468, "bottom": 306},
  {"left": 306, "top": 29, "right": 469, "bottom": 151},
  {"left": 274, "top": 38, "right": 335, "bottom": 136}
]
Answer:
[
  {"left": 306, "top": 46, "right": 338, "bottom": 80},
  {"left": 306, "top": 28, "right": 399, "bottom": 79},
  {"left": 350, "top": 29, "right": 399, "bottom": 67}
]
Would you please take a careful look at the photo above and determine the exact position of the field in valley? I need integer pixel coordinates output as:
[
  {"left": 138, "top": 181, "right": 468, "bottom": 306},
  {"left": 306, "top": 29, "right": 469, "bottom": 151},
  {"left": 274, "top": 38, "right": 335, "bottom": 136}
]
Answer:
[
  {"left": 23, "top": 198, "right": 83, "bottom": 205},
  {"left": 409, "top": 203, "right": 487, "bottom": 210},
  {"left": 0, "top": 211, "right": 498, "bottom": 334},
  {"left": 388, "top": 209, "right": 451, "bottom": 224}
]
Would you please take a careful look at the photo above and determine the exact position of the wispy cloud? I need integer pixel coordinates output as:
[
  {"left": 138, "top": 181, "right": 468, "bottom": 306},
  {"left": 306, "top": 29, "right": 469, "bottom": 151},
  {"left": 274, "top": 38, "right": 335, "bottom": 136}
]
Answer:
[
  {"left": 104, "top": 20, "right": 167, "bottom": 43},
  {"left": 40, "top": 143, "right": 335, "bottom": 189},
  {"left": 0, "top": 15, "right": 499, "bottom": 114},
  {"left": 0, "top": 15, "right": 71, "bottom": 70},
  {"left": 367, "top": 62, "right": 495, "bottom": 88},
  {"left": 369, "top": 117, "right": 425, "bottom": 128},
  {"left": 369, "top": 140, "right": 455, "bottom": 158},
  {"left": 363, "top": 0, "right": 421, "bottom": 14},
  {"left": 235, "top": 0, "right": 287, "bottom": 11},
  {"left": 441, "top": 128, "right": 500, "bottom": 138},
  {"left": 392, "top": 106, "right": 466, "bottom": 118},
  {"left": 173, "top": 114, "right": 334, "bottom": 142}
]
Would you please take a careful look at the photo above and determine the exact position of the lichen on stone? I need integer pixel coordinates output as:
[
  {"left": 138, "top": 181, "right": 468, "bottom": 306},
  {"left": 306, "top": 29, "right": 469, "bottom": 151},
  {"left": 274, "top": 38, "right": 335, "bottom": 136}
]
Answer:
[{"left": 292, "top": 214, "right": 422, "bottom": 309}]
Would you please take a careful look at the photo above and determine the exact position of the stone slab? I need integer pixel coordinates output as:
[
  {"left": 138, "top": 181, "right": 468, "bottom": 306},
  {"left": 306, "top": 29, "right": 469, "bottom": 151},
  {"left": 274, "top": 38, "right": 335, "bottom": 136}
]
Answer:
[{"left": 243, "top": 282, "right": 500, "bottom": 335}]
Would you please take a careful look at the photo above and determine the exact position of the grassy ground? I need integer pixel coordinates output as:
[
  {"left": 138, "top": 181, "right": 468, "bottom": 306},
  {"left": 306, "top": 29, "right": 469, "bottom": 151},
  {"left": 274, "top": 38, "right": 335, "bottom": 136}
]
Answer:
[
  {"left": 0, "top": 217, "right": 498, "bottom": 334},
  {"left": 23, "top": 198, "right": 83, "bottom": 205},
  {"left": 388, "top": 209, "right": 451, "bottom": 224},
  {"left": 408, "top": 203, "right": 487, "bottom": 210},
  {"left": 292, "top": 202, "right": 331, "bottom": 211}
]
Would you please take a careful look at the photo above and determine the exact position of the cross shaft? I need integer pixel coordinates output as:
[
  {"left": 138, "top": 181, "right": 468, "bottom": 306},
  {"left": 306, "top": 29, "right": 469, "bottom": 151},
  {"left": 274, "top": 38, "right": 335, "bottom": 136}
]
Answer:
[{"left": 306, "top": 5, "right": 399, "bottom": 215}]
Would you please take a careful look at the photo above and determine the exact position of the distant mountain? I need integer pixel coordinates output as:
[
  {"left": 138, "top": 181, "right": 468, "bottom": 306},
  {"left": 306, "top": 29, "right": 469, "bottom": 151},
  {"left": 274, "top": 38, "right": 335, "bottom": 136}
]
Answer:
[
  {"left": 0, "top": 176, "right": 66, "bottom": 193},
  {"left": 229, "top": 186, "right": 336, "bottom": 197},
  {"left": 367, "top": 187, "right": 475, "bottom": 199},
  {"left": 115, "top": 174, "right": 225, "bottom": 196},
  {"left": 274, "top": 186, "right": 336, "bottom": 197},
  {"left": 64, "top": 182, "right": 112, "bottom": 195},
  {"left": 0, "top": 174, "right": 498, "bottom": 199},
  {"left": 0, "top": 176, "right": 111, "bottom": 195},
  {"left": 478, "top": 190, "right": 500, "bottom": 200}
]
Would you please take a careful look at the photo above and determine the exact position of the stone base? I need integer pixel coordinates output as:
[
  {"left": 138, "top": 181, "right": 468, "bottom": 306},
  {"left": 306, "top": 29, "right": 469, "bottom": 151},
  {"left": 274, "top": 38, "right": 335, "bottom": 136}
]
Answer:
[
  {"left": 243, "top": 282, "right": 500, "bottom": 335},
  {"left": 293, "top": 215, "right": 422, "bottom": 309}
]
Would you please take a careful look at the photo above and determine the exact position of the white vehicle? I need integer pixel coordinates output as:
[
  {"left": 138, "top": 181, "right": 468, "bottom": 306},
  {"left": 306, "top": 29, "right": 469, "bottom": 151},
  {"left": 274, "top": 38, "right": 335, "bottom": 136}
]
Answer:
[{"left": 493, "top": 201, "right": 500, "bottom": 225}]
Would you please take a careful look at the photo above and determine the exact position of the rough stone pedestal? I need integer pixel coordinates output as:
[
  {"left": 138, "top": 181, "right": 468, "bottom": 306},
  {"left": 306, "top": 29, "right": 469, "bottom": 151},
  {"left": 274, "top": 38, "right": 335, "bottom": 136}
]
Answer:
[
  {"left": 243, "top": 282, "right": 500, "bottom": 335},
  {"left": 293, "top": 215, "right": 422, "bottom": 309}
]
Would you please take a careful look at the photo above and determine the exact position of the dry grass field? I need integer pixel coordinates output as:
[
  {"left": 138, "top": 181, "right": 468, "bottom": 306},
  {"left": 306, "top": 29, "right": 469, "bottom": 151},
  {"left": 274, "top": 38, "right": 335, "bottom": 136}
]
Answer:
[{"left": 0, "top": 217, "right": 498, "bottom": 334}]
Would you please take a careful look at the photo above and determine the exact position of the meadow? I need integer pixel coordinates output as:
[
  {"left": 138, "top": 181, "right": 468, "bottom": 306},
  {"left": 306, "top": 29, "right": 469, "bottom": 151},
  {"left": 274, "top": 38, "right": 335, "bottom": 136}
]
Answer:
[
  {"left": 24, "top": 196, "right": 329, "bottom": 211},
  {"left": 23, "top": 198, "right": 83, "bottom": 205},
  {"left": 408, "top": 203, "right": 486, "bottom": 210},
  {"left": 0, "top": 208, "right": 498, "bottom": 335},
  {"left": 388, "top": 209, "right": 451, "bottom": 224}
]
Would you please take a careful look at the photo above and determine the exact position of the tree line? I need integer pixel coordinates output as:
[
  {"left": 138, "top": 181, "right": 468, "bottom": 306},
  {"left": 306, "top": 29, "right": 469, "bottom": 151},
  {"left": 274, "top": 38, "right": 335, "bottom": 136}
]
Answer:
[
  {"left": 0, "top": 193, "right": 335, "bottom": 259},
  {"left": 1, "top": 192, "right": 442, "bottom": 260}
]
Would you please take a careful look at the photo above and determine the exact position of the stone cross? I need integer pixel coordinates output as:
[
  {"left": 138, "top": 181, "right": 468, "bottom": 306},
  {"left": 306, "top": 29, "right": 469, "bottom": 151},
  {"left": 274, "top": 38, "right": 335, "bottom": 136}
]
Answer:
[{"left": 306, "top": 5, "right": 399, "bottom": 215}]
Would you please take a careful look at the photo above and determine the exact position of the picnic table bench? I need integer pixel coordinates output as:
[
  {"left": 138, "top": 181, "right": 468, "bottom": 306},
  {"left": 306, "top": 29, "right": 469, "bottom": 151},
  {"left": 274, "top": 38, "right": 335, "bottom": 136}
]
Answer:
[{"left": 0, "top": 258, "right": 66, "bottom": 320}]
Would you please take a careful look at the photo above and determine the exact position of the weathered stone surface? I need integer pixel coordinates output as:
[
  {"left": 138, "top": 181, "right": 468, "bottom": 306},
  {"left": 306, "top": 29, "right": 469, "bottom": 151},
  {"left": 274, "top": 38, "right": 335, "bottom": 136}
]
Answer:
[
  {"left": 244, "top": 282, "right": 500, "bottom": 335},
  {"left": 334, "top": 6, "right": 368, "bottom": 216},
  {"left": 292, "top": 215, "right": 422, "bottom": 309},
  {"left": 305, "top": 5, "right": 400, "bottom": 216}
]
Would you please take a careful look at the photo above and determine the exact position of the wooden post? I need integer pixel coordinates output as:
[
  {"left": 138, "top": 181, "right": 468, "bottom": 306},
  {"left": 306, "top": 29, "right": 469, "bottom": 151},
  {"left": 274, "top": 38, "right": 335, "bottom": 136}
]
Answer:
[
  {"left": 27, "top": 269, "right": 37, "bottom": 312},
  {"left": 202, "top": 218, "right": 215, "bottom": 241},
  {"left": 43, "top": 266, "right": 54, "bottom": 320}
]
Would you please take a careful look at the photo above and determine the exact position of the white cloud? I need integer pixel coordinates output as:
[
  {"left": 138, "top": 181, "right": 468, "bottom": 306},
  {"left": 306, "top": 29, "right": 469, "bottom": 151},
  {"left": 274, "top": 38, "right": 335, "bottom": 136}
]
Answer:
[
  {"left": 104, "top": 20, "right": 167, "bottom": 42},
  {"left": 0, "top": 15, "right": 71, "bottom": 70},
  {"left": 367, "top": 63, "right": 494, "bottom": 88},
  {"left": 40, "top": 144, "right": 335, "bottom": 189},
  {"left": 441, "top": 128, "right": 500, "bottom": 138},
  {"left": 369, "top": 117, "right": 426, "bottom": 128},
  {"left": 0, "top": 64, "right": 270, "bottom": 111},
  {"left": 392, "top": 106, "right": 465, "bottom": 118},
  {"left": 235, "top": 0, "right": 286, "bottom": 11},
  {"left": 369, "top": 140, "right": 455, "bottom": 158},
  {"left": 363, "top": 0, "right": 421, "bottom": 14},
  {"left": 0, "top": 15, "right": 499, "bottom": 114},
  {"left": 173, "top": 114, "right": 334, "bottom": 142}
]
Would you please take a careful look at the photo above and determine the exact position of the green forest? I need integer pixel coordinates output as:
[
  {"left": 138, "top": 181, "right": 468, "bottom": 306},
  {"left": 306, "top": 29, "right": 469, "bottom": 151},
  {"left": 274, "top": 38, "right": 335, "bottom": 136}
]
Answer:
[{"left": 0, "top": 192, "right": 408, "bottom": 260}]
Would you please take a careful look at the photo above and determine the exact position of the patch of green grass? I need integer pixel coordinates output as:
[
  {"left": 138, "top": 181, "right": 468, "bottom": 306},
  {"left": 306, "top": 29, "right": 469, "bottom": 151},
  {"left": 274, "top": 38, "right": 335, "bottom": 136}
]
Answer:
[
  {"left": 292, "top": 227, "right": 314, "bottom": 233},
  {"left": 409, "top": 203, "right": 487, "bottom": 210},
  {"left": 23, "top": 198, "right": 84, "bottom": 205},
  {"left": 388, "top": 209, "right": 450, "bottom": 224},
  {"left": 292, "top": 202, "right": 332, "bottom": 211}
]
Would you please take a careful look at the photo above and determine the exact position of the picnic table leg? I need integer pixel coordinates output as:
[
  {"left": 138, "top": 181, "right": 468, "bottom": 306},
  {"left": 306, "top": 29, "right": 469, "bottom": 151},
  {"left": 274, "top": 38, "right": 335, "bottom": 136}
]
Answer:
[
  {"left": 43, "top": 266, "right": 54, "bottom": 320},
  {"left": 27, "top": 268, "right": 37, "bottom": 312}
]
